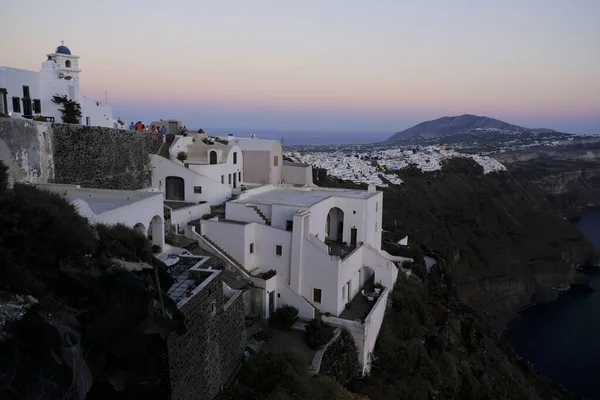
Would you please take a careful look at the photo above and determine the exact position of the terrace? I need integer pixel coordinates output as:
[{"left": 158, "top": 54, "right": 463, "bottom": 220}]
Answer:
[{"left": 338, "top": 274, "right": 383, "bottom": 321}]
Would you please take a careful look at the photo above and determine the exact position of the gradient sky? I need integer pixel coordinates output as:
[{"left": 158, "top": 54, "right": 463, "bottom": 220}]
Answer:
[{"left": 3, "top": 0, "right": 600, "bottom": 134}]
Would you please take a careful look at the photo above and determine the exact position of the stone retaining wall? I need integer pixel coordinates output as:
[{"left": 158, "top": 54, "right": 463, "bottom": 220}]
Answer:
[
  {"left": 168, "top": 271, "right": 246, "bottom": 400},
  {"left": 0, "top": 118, "right": 162, "bottom": 190}
]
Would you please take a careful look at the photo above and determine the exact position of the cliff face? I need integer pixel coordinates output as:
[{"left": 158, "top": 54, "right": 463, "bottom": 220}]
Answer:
[{"left": 319, "top": 158, "right": 598, "bottom": 330}]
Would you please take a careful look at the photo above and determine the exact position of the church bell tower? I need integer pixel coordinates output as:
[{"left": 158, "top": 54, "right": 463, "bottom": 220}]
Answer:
[{"left": 46, "top": 41, "right": 81, "bottom": 81}]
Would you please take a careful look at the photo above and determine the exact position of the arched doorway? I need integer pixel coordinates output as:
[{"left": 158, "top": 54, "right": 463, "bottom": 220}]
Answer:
[
  {"left": 147, "top": 215, "right": 164, "bottom": 252},
  {"left": 326, "top": 207, "right": 344, "bottom": 243},
  {"left": 359, "top": 266, "right": 375, "bottom": 289},
  {"left": 209, "top": 151, "right": 217, "bottom": 164},
  {"left": 165, "top": 176, "right": 185, "bottom": 201}
]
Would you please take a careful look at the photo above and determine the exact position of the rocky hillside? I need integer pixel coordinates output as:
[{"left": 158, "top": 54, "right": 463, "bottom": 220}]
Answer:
[
  {"left": 385, "top": 114, "right": 556, "bottom": 143},
  {"left": 0, "top": 163, "right": 181, "bottom": 400},
  {"left": 317, "top": 158, "right": 598, "bottom": 330}
]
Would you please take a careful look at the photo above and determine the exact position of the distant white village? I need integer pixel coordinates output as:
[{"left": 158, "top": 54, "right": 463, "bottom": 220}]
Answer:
[{"left": 285, "top": 146, "right": 506, "bottom": 187}]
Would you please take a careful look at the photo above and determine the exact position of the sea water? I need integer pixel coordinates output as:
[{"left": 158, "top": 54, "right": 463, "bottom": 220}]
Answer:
[{"left": 506, "top": 208, "right": 600, "bottom": 399}]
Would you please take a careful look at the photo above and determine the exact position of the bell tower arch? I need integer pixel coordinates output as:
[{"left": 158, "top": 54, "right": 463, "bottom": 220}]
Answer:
[{"left": 46, "top": 41, "right": 81, "bottom": 81}]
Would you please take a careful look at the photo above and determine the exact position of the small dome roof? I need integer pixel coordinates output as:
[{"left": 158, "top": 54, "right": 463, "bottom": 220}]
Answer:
[{"left": 55, "top": 45, "right": 71, "bottom": 55}]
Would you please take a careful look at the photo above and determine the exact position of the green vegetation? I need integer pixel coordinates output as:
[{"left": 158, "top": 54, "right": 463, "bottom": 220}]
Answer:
[
  {"left": 268, "top": 305, "right": 299, "bottom": 329},
  {"left": 51, "top": 94, "right": 82, "bottom": 124},
  {"left": 0, "top": 162, "right": 176, "bottom": 400},
  {"left": 224, "top": 352, "right": 363, "bottom": 400},
  {"left": 304, "top": 319, "right": 335, "bottom": 349},
  {"left": 176, "top": 151, "right": 187, "bottom": 162}
]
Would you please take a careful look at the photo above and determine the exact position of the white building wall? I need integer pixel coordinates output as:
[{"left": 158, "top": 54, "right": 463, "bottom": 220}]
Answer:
[
  {"left": 270, "top": 204, "right": 304, "bottom": 231},
  {"left": 1, "top": 61, "right": 113, "bottom": 127},
  {"left": 299, "top": 237, "right": 340, "bottom": 315},
  {"left": 150, "top": 154, "right": 232, "bottom": 205},
  {"left": 225, "top": 202, "right": 267, "bottom": 225},
  {"left": 81, "top": 96, "right": 113, "bottom": 127},
  {"left": 169, "top": 203, "right": 211, "bottom": 233},
  {"left": 282, "top": 163, "right": 313, "bottom": 185},
  {"left": 254, "top": 224, "right": 292, "bottom": 283},
  {"left": 200, "top": 219, "right": 250, "bottom": 266}
]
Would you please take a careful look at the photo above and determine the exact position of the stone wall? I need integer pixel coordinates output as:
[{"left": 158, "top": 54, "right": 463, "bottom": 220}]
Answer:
[
  {"left": 51, "top": 123, "right": 163, "bottom": 189},
  {"left": 168, "top": 272, "right": 246, "bottom": 400},
  {"left": 0, "top": 117, "right": 163, "bottom": 190}
]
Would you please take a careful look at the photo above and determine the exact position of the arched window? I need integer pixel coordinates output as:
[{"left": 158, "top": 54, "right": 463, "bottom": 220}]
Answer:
[
  {"left": 209, "top": 151, "right": 217, "bottom": 164},
  {"left": 65, "top": 60, "right": 71, "bottom": 68},
  {"left": 165, "top": 176, "right": 185, "bottom": 201}
]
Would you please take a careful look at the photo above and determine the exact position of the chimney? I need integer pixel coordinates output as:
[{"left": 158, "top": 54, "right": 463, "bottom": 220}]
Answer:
[{"left": 368, "top": 185, "right": 376, "bottom": 193}]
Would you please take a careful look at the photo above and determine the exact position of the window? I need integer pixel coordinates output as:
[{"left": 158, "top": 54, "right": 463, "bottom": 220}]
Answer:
[
  {"left": 274, "top": 155, "right": 279, "bottom": 166},
  {"left": 353, "top": 210, "right": 356, "bottom": 214},
  {"left": 194, "top": 186, "right": 202, "bottom": 194},
  {"left": 376, "top": 202, "right": 378, "bottom": 212},
  {"left": 275, "top": 245, "right": 282, "bottom": 256},
  {"left": 86, "top": 117, "right": 91, "bottom": 126},
  {"left": 249, "top": 243, "right": 254, "bottom": 254},
  {"left": 228, "top": 174, "right": 232, "bottom": 185},
  {"left": 33, "top": 99, "right": 41, "bottom": 114},
  {"left": 0, "top": 89, "right": 7, "bottom": 115},
  {"left": 22, "top": 86, "right": 30, "bottom": 98},
  {"left": 313, "top": 288, "right": 322, "bottom": 303},
  {"left": 342, "top": 285, "right": 345, "bottom": 300},
  {"left": 238, "top": 171, "right": 241, "bottom": 181},
  {"left": 286, "top": 220, "right": 293, "bottom": 231},
  {"left": 221, "top": 175, "right": 225, "bottom": 184},
  {"left": 375, "top": 222, "right": 378, "bottom": 232},
  {"left": 65, "top": 60, "right": 71, "bottom": 68},
  {"left": 233, "top": 152, "right": 237, "bottom": 164},
  {"left": 210, "top": 300, "right": 216, "bottom": 315},
  {"left": 12, "top": 97, "right": 20, "bottom": 113}
]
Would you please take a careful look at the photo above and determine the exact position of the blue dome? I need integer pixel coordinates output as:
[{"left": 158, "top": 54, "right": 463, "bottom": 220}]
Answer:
[{"left": 56, "top": 45, "right": 71, "bottom": 55}]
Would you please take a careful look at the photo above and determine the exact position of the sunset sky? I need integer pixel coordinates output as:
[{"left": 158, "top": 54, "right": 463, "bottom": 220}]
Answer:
[{"left": 3, "top": 0, "right": 599, "bottom": 134}]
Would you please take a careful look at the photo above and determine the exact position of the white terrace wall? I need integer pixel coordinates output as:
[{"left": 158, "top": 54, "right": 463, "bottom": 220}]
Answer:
[{"left": 323, "top": 286, "right": 390, "bottom": 375}]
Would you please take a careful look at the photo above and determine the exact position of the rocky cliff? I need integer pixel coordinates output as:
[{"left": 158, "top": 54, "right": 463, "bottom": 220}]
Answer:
[{"left": 318, "top": 158, "right": 598, "bottom": 330}]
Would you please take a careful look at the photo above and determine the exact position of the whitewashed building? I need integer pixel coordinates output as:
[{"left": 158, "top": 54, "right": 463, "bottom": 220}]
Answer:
[
  {"left": 191, "top": 183, "right": 411, "bottom": 373},
  {"left": 35, "top": 183, "right": 165, "bottom": 250},
  {"left": 0, "top": 43, "right": 115, "bottom": 127}
]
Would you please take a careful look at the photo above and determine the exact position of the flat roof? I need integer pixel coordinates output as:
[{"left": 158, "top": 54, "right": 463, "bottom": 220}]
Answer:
[
  {"left": 232, "top": 187, "right": 378, "bottom": 208},
  {"left": 165, "top": 201, "right": 197, "bottom": 210},
  {"left": 36, "top": 184, "right": 161, "bottom": 215}
]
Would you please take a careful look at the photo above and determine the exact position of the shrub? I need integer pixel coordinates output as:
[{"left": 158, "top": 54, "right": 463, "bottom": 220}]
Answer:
[
  {"left": 95, "top": 223, "right": 153, "bottom": 262},
  {"left": 152, "top": 245, "right": 161, "bottom": 254},
  {"left": 176, "top": 151, "right": 187, "bottom": 162},
  {"left": 305, "top": 319, "right": 335, "bottom": 349},
  {"left": 269, "top": 305, "right": 299, "bottom": 329},
  {"left": 261, "top": 269, "right": 276, "bottom": 280},
  {"left": 33, "top": 115, "right": 46, "bottom": 122},
  {"left": 165, "top": 133, "right": 175, "bottom": 144}
]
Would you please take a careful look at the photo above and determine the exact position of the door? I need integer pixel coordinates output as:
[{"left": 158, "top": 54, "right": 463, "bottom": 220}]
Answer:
[
  {"left": 338, "top": 221, "right": 344, "bottom": 242},
  {"left": 169, "top": 121, "right": 178, "bottom": 134},
  {"left": 22, "top": 98, "right": 32, "bottom": 117},
  {"left": 268, "top": 291, "right": 275, "bottom": 315},
  {"left": 233, "top": 172, "right": 237, "bottom": 188},
  {"left": 350, "top": 228, "right": 357, "bottom": 246},
  {"left": 346, "top": 281, "right": 351, "bottom": 302}
]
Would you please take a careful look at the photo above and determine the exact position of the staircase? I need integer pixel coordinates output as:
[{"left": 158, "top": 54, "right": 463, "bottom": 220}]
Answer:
[
  {"left": 248, "top": 205, "right": 271, "bottom": 225},
  {"left": 200, "top": 234, "right": 246, "bottom": 272}
]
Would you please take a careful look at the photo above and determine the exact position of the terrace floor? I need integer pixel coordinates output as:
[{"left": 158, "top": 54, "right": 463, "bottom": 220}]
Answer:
[
  {"left": 338, "top": 275, "right": 378, "bottom": 321},
  {"left": 325, "top": 240, "right": 356, "bottom": 259},
  {"left": 246, "top": 320, "right": 315, "bottom": 366}
]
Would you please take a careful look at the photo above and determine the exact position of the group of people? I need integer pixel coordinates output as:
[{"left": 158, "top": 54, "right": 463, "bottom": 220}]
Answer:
[{"left": 128, "top": 121, "right": 167, "bottom": 134}]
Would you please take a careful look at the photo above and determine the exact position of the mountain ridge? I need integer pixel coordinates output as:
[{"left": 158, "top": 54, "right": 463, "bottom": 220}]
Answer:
[{"left": 386, "top": 114, "right": 558, "bottom": 143}]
